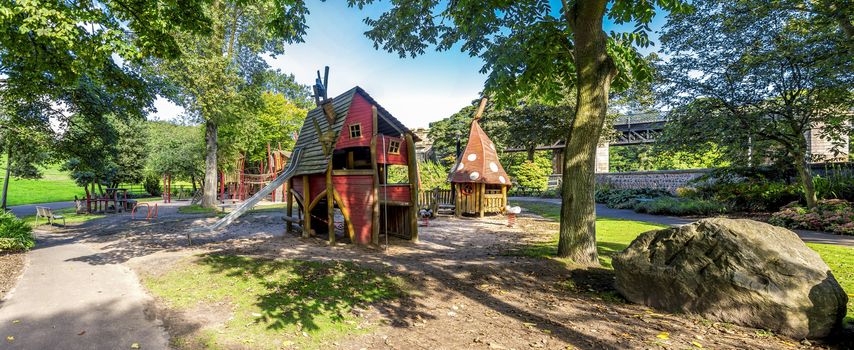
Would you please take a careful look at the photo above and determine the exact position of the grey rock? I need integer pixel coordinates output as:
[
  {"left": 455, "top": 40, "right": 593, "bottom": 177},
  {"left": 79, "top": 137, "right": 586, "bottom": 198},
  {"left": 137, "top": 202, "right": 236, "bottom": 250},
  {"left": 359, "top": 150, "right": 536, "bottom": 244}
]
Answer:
[{"left": 613, "top": 218, "right": 848, "bottom": 338}]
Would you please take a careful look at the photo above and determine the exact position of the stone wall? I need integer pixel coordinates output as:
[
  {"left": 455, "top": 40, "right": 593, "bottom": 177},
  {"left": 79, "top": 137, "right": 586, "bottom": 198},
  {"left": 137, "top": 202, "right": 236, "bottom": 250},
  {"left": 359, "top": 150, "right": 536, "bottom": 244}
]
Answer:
[{"left": 594, "top": 169, "right": 712, "bottom": 193}]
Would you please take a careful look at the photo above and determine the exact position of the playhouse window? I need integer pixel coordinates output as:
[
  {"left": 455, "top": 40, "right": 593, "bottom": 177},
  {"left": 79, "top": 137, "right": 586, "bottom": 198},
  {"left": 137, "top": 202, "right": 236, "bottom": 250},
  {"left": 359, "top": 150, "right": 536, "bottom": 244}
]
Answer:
[
  {"left": 388, "top": 140, "right": 401, "bottom": 154},
  {"left": 349, "top": 124, "right": 362, "bottom": 138}
]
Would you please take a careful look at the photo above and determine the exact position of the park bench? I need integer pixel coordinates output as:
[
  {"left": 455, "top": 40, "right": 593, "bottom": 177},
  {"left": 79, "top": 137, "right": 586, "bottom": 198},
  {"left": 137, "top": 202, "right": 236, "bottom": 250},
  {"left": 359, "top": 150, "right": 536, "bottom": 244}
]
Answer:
[{"left": 35, "top": 207, "right": 65, "bottom": 227}]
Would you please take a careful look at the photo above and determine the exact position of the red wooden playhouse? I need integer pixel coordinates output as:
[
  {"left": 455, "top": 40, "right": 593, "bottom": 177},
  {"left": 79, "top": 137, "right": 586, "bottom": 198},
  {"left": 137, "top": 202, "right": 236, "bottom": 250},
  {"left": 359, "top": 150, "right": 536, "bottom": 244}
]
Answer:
[{"left": 284, "top": 86, "right": 420, "bottom": 245}]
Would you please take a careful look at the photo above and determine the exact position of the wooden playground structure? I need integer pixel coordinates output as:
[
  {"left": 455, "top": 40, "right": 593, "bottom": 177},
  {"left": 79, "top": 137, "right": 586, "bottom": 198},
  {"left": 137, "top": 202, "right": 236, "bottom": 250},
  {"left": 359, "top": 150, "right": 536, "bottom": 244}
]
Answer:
[
  {"left": 282, "top": 82, "right": 421, "bottom": 245},
  {"left": 218, "top": 146, "right": 292, "bottom": 204},
  {"left": 448, "top": 98, "right": 511, "bottom": 217}
]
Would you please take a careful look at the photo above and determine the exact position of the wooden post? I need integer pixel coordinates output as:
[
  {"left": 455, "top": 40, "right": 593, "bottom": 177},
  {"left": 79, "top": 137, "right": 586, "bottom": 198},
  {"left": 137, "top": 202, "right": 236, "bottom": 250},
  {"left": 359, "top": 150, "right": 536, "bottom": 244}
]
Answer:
[
  {"left": 286, "top": 177, "right": 294, "bottom": 233},
  {"left": 405, "top": 133, "right": 418, "bottom": 242},
  {"left": 332, "top": 189, "right": 355, "bottom": 243},
  {"left": 302, "top": 175, "right": 311, "bottom": 238},
  {"left": 478, "top": 183, "right": 485, "bottom": 218},
  {"left": 326, "top": 163, "right": 335, "bottom": 244},
  {"left": 501, "top": 185, "right": 507, "bottom": 211},
  {"left": 370, "top": 136, "right": 380, "bottom": 245},
  {"left": 454, "top": 183, "right": 461, "bottom": 217},
  {"left": 370, "top": 106, "right": 380, "bottom": 245},
  {"left": 432, "top": 187, "right": 439, "bottom": 217}
]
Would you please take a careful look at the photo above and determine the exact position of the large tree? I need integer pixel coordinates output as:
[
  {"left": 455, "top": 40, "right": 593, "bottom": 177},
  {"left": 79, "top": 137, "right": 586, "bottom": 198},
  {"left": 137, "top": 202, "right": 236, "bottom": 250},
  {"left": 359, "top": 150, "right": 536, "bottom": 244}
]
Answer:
[
  {"left": 0, "top": 99, "right": 54, "bottom": 209},
  {"left": 657, "top": 0, "right": 853, "bottom": 208},
  {"left": 350, "top": 0, "right": 688, "bottom": 263},
  {"left": 0, "top": 0, "right": 213, "bottom": 204},
  {"left": 153, "top": 0, "right": 309, "bottom": 208},
  {"left": 147, "top": 121, "right": 205, "bottom": 190}
]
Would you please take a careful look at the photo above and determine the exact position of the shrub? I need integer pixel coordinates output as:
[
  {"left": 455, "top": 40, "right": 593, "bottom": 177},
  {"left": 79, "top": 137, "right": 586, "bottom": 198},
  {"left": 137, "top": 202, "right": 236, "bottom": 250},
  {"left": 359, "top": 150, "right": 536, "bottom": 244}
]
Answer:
[
  {"left": 143, "top": 174, "right": 163, "bottom": 197},
  {"left": 0, "top": 211, "right": 35, "bottom": 251},
  {"left": 509, "top": 157, "right": 552, "bottom": 191},
  {"left": 769, "top": 199, "right": 854, "bottom": 235},
  {"left": 814, "top": 175, "right": 854, "bottom": 202},
  {"left": 633, "top": 197, "right": 728, "bottom": 216},
  {"left": 594, "top": 188, "right": 671, "bottom": 209},
  {"left": 419, "top": 161, "right": 451, "bottom": 190},
  {"left": 696, "top": 180, "right": 800, "bottom": 212}
]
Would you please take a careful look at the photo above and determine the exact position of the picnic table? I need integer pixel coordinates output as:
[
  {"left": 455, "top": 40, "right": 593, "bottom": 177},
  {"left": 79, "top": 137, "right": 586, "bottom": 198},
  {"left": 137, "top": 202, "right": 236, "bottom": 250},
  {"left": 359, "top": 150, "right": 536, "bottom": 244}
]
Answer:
[{"left": 103, "top": 188, "right": 129, "bottom": 213}]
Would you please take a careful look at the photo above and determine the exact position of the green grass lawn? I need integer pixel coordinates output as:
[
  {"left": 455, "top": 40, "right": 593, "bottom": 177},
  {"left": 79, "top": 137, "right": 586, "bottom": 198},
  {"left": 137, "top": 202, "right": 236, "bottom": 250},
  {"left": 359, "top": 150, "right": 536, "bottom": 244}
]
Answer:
[
  {"left": 19, "top": 207, "right": 105, "bottom": 228},
  {"left": 177, "top": 204, "right": 219, "bottom": 214},
  {"left": 0, "top": 161, "right": 85, "bottom": 206},
  {"left": 142, "top": 255, "right": 406, "bottom": 349},
  {"left": 511, "top": 200, "right": 853, "bottom": 324}
]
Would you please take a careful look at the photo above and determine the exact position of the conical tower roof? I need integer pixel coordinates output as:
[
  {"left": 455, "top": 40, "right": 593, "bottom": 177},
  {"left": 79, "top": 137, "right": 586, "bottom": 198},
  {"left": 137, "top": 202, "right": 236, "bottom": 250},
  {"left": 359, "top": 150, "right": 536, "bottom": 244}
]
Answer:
[{"left": 450, "top": 119, "right": 511, "bottom": 186}]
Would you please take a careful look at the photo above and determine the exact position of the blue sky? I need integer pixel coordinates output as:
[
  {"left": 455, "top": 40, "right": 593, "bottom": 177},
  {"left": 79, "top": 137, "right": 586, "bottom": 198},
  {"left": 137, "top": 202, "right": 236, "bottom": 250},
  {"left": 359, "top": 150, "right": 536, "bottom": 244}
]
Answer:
[{"left": 151, "top": 1, "right": 668, "bottom": 128}]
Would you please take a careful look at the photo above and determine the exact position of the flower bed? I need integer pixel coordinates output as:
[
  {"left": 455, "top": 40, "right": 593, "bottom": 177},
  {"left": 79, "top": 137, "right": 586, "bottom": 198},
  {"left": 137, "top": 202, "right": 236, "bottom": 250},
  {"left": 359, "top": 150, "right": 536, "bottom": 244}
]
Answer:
[{"left": 769, "top": 199, "right": 854, "bottom": 235}]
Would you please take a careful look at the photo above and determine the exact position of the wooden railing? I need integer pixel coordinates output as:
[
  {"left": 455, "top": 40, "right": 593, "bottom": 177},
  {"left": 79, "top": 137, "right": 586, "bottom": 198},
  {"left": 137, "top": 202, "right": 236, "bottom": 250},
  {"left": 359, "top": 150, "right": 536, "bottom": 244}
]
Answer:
[{"left": 483, "top": 193, "right": 506, "bottom": 213}]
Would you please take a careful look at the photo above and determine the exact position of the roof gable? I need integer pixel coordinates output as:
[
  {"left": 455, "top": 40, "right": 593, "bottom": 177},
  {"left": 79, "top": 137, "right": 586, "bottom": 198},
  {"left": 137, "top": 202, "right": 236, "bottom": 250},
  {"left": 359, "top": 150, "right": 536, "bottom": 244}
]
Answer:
[
  {"left": 450, "top": 119, "right": 510, "bottom": 185},
  {"left": 291, "top": 86, "right": 415, "bottom": 176}
]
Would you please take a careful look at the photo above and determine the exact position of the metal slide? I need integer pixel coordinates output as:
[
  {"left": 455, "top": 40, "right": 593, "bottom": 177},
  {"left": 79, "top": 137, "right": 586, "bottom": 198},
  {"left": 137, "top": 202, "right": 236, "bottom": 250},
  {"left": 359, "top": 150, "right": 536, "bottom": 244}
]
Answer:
[{"left": 205, "top": 147, "right": 304, "bottom": 232}]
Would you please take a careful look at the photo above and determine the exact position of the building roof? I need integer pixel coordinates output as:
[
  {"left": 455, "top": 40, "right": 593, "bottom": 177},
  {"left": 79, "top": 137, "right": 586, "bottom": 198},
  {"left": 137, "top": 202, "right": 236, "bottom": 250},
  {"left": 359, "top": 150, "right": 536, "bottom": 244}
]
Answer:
[
  {"left": 449, "top": 119, "right": 510, "bottom": 186},
  {"left": 291, "top": 86, "right": 415, "bottom": 176}
]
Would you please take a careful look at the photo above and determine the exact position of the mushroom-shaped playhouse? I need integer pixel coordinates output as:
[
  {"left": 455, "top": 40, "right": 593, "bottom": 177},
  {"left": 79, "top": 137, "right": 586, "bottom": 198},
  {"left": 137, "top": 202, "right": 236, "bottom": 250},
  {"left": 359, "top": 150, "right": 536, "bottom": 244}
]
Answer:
[{"left": 449, "top": 99, "right": 511, "bottom": 217}]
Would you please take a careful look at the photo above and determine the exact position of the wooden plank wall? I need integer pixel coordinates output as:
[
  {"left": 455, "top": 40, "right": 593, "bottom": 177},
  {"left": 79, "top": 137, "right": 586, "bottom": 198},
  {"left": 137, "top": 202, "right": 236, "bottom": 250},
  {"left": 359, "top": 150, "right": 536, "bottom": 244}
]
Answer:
[
  {"left": 335, "top": 94, "right": 373, "bottom": 150},
  {"left": 332, "top": 174, "right": 373, "bottom": 244}
]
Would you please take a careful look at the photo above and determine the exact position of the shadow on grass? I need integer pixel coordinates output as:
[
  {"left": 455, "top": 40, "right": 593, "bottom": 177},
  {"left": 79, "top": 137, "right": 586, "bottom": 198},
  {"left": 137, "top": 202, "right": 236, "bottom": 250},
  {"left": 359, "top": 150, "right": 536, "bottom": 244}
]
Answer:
[{"left": 194, "top": 254, "right": 413, "bottom": 332}]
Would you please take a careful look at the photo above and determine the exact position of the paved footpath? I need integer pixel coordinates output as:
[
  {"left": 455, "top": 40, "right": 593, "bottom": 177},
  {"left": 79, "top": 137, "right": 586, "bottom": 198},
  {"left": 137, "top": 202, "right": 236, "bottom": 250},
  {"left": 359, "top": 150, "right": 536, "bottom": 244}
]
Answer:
[
  {"left": 509, "top": 196, "right": 854, "bottom": 247},
  {"left": 7, "top": 201, "right": 75, "bottom": 218},
  {"left": 0, "top": 233, "right": 169, "bottom": 350}
]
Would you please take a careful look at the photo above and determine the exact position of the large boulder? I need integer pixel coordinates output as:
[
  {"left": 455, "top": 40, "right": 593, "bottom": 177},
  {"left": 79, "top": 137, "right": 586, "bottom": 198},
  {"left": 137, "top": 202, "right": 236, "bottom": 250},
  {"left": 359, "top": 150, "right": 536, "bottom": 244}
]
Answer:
[{"left": 613, "top": 218, "right": 848, "bottom": 338}]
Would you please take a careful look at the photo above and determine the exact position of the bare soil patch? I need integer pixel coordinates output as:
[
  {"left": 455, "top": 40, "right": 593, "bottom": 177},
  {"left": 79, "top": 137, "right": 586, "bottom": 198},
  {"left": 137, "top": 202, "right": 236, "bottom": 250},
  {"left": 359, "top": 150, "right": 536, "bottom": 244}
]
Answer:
[{"left": 63, "top": 210, "right": 850, "bottom": 349}]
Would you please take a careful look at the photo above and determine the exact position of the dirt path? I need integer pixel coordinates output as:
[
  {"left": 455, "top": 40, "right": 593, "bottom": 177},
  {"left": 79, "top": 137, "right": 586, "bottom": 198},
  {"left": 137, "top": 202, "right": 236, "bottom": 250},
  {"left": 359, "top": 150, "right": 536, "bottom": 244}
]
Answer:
[{"left": 52, "top": 208, "right": 849, "bottom": 349}]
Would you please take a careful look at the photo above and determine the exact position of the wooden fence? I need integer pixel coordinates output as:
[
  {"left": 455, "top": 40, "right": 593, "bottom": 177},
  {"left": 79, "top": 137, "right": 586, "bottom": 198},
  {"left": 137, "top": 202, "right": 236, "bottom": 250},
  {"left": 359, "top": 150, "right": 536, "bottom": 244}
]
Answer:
[{"left": 418, "top": 188, "right": 454, "bottom": 214}]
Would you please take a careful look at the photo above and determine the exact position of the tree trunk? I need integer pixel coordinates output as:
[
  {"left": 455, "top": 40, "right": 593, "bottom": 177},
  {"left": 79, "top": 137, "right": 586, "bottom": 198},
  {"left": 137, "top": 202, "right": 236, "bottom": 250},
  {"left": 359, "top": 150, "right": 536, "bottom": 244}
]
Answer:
[
  {"left": 191, "top": 174, "right": 197, "bottom": 192},
  {"left": 1, "top": 148, "right": 11, "bottom": 210},
  {"left": 202, "top": 120, "right": 219, "bottom": 208},
  {"left": 794, "top": 154, "right": 818, "bottom": 208},
  {"left": 558, "top": 0, "right": 614, "bottom": 264},
  {"left": 526, "top": 147, "right": 535, "bottom": 161}
]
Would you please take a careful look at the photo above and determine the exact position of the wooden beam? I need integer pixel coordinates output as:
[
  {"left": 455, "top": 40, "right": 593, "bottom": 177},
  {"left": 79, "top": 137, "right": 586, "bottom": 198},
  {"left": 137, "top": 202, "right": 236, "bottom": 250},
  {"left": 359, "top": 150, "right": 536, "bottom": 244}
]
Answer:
[
  {"left": 501, "top": 185, "right": 507, "bottom": 213},
  {"left": 322, "top": 100, "right": 336, "bottom": 125},
  {"left": 478, "top": 183, "right": 485, "bottom": 218},
  {"left": 302, "top": 176, "right": 311, "bottom": 238},
  {"left": 371, "top": 106, "right": 380, "bottom": 245},
  {"left": 454, "top": 183, "right": 461, "bottom": 218},
  {"left": 379, "top": 199, "right": 412, "bottom": 206},
  {"left": 326, "top": 163, "right": 335, "bottom": 244},
  {"left": 282, "top": 215, "right": 303, "bottom": 224},
  {"left": 332, "top": 169, "right": 374, "bottom": 176},
  {"left": 286, "top": 177, "right": 294, "bottom": 233},
  {"left": 289, "top": 188, "right": 304, "bottom": 209},
  {"left": 370, "top": 134, "right": 380, "bottom": 245},
  {"left": 474, "top": 97, "right": 488, "bottom": 119},
  {"left": 405, "top": 133, "right": 419, "bottom": 242},
  {"left": 332, "top": 188, "right": 356, "bottom": 243},
  {"left": 307, "top": 189, "right": 327, "bottom": 211}
]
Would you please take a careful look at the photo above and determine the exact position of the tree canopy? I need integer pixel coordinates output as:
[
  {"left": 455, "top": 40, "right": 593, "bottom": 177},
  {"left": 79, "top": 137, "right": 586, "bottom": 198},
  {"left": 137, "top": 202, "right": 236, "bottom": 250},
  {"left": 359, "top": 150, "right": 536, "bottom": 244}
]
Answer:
[
  {"left": 351, "top": 0, "right": 690, "bottom": 263},
  {"left": 150, "top": 0, "right": 311, "bottom": 207},
  {"left": 657, "top": 0, "right": 853, "bottom": 208}
]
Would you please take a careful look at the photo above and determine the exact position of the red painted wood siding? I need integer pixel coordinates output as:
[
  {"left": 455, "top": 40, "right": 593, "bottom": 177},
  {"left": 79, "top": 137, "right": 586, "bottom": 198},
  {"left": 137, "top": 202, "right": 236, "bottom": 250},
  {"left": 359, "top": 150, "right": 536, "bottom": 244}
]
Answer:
[
  {"left": 379, "top": 184, "right": 410, "bottom": 203},
  {"left": 377, "top": 135, "right": 408, "bottom": 165},
  {"left": 333, "top": 175, "right": 373, "bottom": 244},
  {"left": 309, "top": 175, "right": 326, "bottom": 204},
  {"left": 335, "top": 94, "right": 373, "bottom": 150}
]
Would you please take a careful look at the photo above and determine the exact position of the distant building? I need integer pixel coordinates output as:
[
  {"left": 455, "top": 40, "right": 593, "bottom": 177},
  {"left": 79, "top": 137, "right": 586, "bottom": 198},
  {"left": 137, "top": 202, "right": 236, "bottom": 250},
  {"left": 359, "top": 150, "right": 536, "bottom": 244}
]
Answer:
[{"left": 412, "top": 128, "right": 435, "bottom": 162}]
